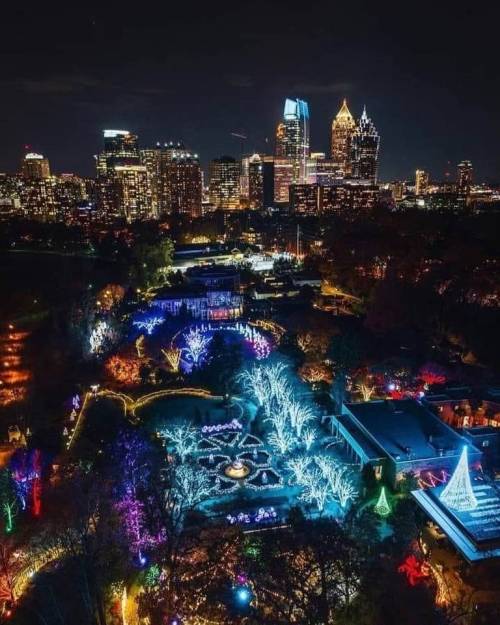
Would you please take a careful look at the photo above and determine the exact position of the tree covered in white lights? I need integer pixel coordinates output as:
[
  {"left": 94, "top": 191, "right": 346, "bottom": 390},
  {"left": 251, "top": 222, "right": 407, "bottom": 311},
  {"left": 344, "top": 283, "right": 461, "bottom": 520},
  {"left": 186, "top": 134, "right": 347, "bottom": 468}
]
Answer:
[
  {"left": 173, "top": 463, "right": 213, "bottom": 509},
  {"left": 286, "top": 455, "right": 311, "bottom": 485},
  {"left": 182, "top": 327, "right": 212, "bottom": 367},
  {"left": 161, "top": 423, "right": 198, "bottom": 462}
]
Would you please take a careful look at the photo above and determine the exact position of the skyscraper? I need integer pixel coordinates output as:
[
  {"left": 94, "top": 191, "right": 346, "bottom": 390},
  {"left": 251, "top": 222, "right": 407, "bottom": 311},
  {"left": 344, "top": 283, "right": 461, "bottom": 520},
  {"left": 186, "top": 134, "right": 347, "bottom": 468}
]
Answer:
[
  {"left": 96, "top": 129, "right": 153, "bottom": 221},
  {"left": 277, "top": 98, "right": 310, "bottom": 184},
  {"left": 248, "top": 154, "right": 264, "bottom": 209},
  {"left": 351, "top": 107, "right": 380, "bottom": 182},
  {"left": 165, "top": 151, "right": 202, "bottom": 218},
  {"left": 209, "top": 156, "right": 241, "bottom": 209},
  {"left": 275, "top": 122, "right": 286, "bottom": 157},
  {"left": 331, "top": 99, "right": 356, "bottom": 176},
  {"left": 415, "top": 169, "right": 430, "bottom": 195},
  {"left": 457, "top": 160, "right": 473, "bottom": 197},
  {"left": 21, "top": 152, "right": 51, "bottom": 179}
]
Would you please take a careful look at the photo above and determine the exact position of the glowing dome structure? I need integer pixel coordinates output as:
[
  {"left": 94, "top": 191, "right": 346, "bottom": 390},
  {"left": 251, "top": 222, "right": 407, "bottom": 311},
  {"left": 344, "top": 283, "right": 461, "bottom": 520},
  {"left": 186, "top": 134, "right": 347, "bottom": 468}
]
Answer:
[{"left": 225, "top": 459, "right": 250, "bottom": 480}]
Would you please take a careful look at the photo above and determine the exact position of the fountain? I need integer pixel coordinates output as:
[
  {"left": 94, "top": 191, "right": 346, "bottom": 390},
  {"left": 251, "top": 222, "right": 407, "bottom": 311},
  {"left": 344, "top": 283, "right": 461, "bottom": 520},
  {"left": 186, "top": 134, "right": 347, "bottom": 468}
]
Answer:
[{"left": 224, "top": 459, "right": 250, "bottom": 479}]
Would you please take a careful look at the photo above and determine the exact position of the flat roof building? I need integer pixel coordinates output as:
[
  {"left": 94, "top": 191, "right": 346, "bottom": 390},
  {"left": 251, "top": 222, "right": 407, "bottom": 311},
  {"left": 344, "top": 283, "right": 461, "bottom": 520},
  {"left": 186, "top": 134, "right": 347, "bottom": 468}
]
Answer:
[{"left": 331, "top": 399, "right": 482, "bottom": 486}]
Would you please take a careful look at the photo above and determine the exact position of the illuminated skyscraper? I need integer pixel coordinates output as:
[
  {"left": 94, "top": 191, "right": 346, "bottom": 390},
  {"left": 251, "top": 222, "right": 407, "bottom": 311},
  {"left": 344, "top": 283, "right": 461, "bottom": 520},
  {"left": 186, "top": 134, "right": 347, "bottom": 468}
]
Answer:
[
  {"left": 275, "top": 122, "right": 286, "bottom": 157},
  {"left": 457, "top": 160, "right": 473, "bottom": 197},
  {"left": 113, "top": 165, "right": 152, "bottom": 222},
  {"left": 165, "top": 151, "right": 202, "bottom": 217},
  {"left": 351, "top": 107, "right": 380, "bottom": 182},
  {"left": 415, "top": 169, "right": 430, "bottom": 195},
  {"left": 209, "top": 156, "right": 241, "bottom": 209},
  {"left": 330, "top": 99, "right": 356, "bottom": 176},
  {"left": 277, "top": 98, "right": 310, "bottom": 184},
  {"left": 21, "top": 152, "right": 51, "bottom": 179},
  {"left": 248, "top": 154, "right": 264, "bottom": 209},
  {"left": 96, "top": 129, "right": 153, "bottom": 220}
]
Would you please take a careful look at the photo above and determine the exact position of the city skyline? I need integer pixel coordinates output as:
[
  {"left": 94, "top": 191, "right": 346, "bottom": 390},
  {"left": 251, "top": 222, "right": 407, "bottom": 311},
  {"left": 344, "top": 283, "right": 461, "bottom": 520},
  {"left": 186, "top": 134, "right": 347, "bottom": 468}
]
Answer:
[{"left": 1, "top": 3, "right": 500, "bottom": 182}]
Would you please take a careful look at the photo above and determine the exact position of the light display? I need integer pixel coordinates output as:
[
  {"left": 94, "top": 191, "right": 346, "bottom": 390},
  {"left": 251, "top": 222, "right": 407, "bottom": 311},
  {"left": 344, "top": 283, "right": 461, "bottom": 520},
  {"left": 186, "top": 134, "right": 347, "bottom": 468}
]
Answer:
[
  {"left": 174, "top": 321, "right": 273, "bottom": 372},
  {"left": 356, "top": 382, "right": 375, "bottom": 402},
  {"left": 439, "top": 446, "right": 478, "bottom": 511},
  {"left": 89, "top": 320, "right": 117, "bottom": 356},
  {"left": 132, "top": 316, "right": 165, "bottom": 335},
  {"left": 374, "top": 486, "right": 391, "bottom": 516},
  {"left": 182, "top": 328, "right": 212, "bottom": 368},
  {"left": 105, "top": 354, "right": 142, "bottom": 386},
  {"left": 174, "top": 464, "right": 213, "bottom": 508},
  {"left": 288, "top": 401, "right": 314, "bottom": 438},
  {"left": 302, "top": 427, "right": 316, "bottom": 451},
  {"left": 299, "top": 468, "right": 329, "bottom": 511},
  {"left": 201, "top": 419, "right": 242, "bottom": 435},
  {"left": 286, "top": 456, "right": 311, "bottom": 485},
  {"left": 397, "top": 555, "right": 430, "bottom": 586},
  {"left": 162, "top": 347, "right": 181, "bottom": 372},
  {"left": 161, "top": 424, "right": 198, "bottom": 462}
]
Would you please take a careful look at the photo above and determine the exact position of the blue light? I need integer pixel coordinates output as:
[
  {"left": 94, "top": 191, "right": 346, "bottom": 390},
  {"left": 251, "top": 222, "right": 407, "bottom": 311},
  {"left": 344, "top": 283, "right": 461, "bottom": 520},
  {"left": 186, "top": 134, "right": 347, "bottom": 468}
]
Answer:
[{"left": 235, "top": 587, "right": 251, "bottom": 604}]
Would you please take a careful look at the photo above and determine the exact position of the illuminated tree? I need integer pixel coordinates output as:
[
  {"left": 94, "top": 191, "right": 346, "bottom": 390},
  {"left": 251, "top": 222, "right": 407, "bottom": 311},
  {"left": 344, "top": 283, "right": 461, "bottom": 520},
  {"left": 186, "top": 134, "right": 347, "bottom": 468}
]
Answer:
[
  {"left": 182, "top": 327, "right": 212, "bottom": 367},
  {"left": 88, "top": 320, "right": 119, "bottom": 356},
  {"left": 0, "top": 471, "right": 17, "bottom": 533},
  {"left": 132, "top": 316, "right": 165, "bottom": 335},
  {"left": 96, "top": 284, "right": 125, "bottom": 311},
  {"left": 245, "top": 518, "right": 364, "bottom": 624},
  {"left": 299, "top": 468, "right": 330, "bottom": 512},
  {"left": 268, "top": 427, "right": 297, "bottom": 455},
  {"left": 298, "top": 361, "right": 332, "bottom": 384},
  {"left": 356, "top": 381, "right": 375, "bottom": 402},
  {"left": 161, "top": 424, "right": 198, "bottom": 462},
  {"left": 418, "top": 362, "right": 447, "bottom": 386},
  {"left": 287, "top": 401, "right": 315, "bottom": 438},
  {"left": 173, "top": 463, "right": 213, "bottom": 510},
  {"left": 286, "top": 456, "right": 311, "bottom": 485},
  {"left": 162, "top": 347, "right": 181, "bottom": 372},
  {"left": 302, "top": 427, "right": 317, "bottom": 451},
  {"left": 374, "top": 486, "right": 391, "bottom": 516},
  {"left": 439, "top": 445, "right": 477, "bottom": 511},
  {"left": 105, "top": 354, "right": 143, "bottom": 386}
]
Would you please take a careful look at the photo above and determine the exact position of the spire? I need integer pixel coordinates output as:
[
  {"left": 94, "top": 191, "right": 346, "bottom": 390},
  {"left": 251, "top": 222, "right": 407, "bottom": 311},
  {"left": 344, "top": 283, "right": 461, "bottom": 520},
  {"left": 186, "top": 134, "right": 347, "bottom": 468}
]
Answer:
[
  {"left": 336, "top": 98, "right": 354, "bottom": 122},
  {"left": 360, "top": 105, "right": 368, "bottom": 124},
  {"left": 439, "top": 446, "right": 478, "bottom": 512},
  {"left": 374, "top": 486, "right": 391, "bottom": 516}
]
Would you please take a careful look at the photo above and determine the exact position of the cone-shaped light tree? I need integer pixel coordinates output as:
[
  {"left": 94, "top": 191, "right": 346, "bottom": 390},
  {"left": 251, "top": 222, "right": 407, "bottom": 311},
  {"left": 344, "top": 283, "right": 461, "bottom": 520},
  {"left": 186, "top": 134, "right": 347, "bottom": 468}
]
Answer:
[
  {"left": 439, "top": 446, "right": 478, "bottom": 512},
  {"left": 374, "top": 486, "right": 391, "bottom": 516}
]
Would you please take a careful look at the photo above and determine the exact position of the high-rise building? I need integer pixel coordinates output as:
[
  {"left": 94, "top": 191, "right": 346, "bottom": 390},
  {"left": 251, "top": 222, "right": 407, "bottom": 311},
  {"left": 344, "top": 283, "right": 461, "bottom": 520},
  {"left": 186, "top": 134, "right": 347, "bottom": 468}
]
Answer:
[
  {"left": 457, "top": 160, "right": 473, "bottom": 197},
  {"left": 351, "top": 107, "right": 380, "bottom": 182},
  {"left": 248, "top": 154, "right": 264, "bottom": 209},
  {"left": 140, "top": 147, "right": 163, "bottom": 215},
  {"left": 96, "top": 130, "right": 153, "bottom": 221},
  {"left": 415, "top": 169, "right": 430, "bottom": 196},
  {"left": 113, "top": 165, "right": 153, "bottom": 221},
  {"left": 102, "top": 130, "right": 139, "bottom": 165},
  {"left": 275, "top": 122, "right": 286, "bottom": 158},
  {"left": 165, "top": 151, "right": 202, "bottom": 218},
  {"left": 276, "top": 98, "right": 310, "bottom": 184},
  {"left": 21, "top": 152, "right": 51, "bottom": 180},
  {"left": 290, "top": 184, "right": 321, "bottom": 215},
  {"left": 331, "top": 99, "right": 356, "bottom": 176},
  {"left": 209, "top": 156, "right": 241, "bottom": 209},
  {"left": 273, "top": 158, "right": 295, "bottom": 204}
]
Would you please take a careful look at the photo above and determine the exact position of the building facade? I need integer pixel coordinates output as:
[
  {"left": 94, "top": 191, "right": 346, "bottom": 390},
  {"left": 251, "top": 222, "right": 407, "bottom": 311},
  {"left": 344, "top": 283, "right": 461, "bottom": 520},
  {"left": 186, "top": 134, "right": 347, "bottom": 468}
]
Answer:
[
  {"left": 415, "top": 169, "right": 430, "bottom": 195},
  {"left": 277, "top": 98, "right": 310, "bottom": 184},
  {"left": 165, "top": 152, "right": 202, "bottom": 218},
  {"left": 331, "top": 99, "right": 356, "bottom": 176},
  {"left": 209, "top": 156, "right": 241, "bottom": 209},
  {"left": 351, "top": 107, "right": 380, "bottom": 182}
]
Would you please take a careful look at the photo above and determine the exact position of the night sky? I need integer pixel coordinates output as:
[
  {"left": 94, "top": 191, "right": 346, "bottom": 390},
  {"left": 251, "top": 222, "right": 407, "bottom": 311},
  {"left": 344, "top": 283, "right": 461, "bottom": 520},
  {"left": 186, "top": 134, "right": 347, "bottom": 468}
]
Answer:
[{"left": 1, "top": 1, "right": 499, "bottom": 182}]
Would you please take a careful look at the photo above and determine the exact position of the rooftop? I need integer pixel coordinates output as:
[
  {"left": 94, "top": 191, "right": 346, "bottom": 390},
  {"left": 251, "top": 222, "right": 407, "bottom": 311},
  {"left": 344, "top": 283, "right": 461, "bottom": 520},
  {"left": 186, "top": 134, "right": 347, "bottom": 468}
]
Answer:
[
  {"left": 345, "top": 399, "right": 478, "bottom": 463},
  {"left": 413, "top": 475, "right": 500, "bottom": 561}
]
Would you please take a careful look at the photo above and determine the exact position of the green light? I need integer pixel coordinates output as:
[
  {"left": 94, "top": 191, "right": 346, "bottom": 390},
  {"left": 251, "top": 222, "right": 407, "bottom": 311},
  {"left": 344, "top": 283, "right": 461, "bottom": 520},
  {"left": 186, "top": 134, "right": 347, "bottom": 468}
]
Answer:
[{"left": 374, "top": 486, "right": 391, "bottom": 517}]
